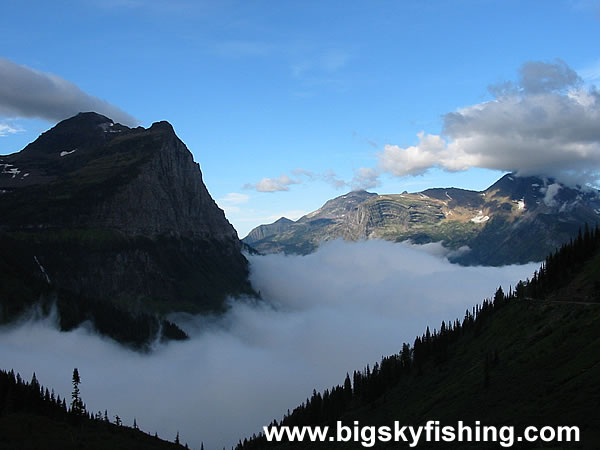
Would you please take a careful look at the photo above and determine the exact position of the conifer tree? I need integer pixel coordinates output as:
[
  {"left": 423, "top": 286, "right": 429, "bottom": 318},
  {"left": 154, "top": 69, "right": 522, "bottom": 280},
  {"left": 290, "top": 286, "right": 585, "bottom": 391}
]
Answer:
[{"left": 71, "top": 368, "right": 84, "bottom": 415}]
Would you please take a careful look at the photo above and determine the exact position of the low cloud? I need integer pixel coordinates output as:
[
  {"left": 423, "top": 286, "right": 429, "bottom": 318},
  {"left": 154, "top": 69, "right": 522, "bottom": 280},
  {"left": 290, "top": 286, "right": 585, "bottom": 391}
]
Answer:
[
  {"left": 0, "top": 57, "right": 138, "bottom": 126},
  {"left": 372, "top": 59, "right": 600, "bottom": 186},
  {"left": 0, "top": 240, "right": 537, "bottom": 450},
  {"left": 541, "top": 183, "right": 562, "bottom": 207}
]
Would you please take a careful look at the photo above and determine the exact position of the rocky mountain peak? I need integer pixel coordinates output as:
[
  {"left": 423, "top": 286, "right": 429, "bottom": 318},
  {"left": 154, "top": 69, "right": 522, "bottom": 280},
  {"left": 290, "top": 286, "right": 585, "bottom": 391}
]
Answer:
[{"left": 0, "top": 113, "right": 255, "bottom": 328}]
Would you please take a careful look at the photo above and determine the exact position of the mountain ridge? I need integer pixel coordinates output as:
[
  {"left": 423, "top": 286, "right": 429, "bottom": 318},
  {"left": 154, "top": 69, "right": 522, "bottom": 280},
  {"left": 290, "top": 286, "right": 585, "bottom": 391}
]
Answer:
[{"left": 243, "top": 173, "right": 600, "bottom": 265}]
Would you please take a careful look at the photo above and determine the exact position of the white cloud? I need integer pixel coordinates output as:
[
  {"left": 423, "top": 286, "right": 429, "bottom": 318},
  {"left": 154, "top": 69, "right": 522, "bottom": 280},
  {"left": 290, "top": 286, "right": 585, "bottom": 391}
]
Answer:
[
  {"left": 375, "top": 60, "right": 600, "bottom": 186},
  {"left": 351, "top": 167, "right": 380, "bottom": 190},
  {"left": 0, "top": 57, "right": 138, "bottom": 126},
  {"left": 217, "top": 192, "right": 250, "bottom": 215},
  {"left": 0, "top": 122, "right": 23, "bottom": 137},
  {"left": 244, "top": 173, "right": 300, "bottom": 192},
  {"left": 542, "top": 183, "right": 562, "bottom": 207},
  {"left": 0, "top": 240, "right": 537, "bottom": 450},
  {"left": 246, "top": 169, "right": 348, "bottom": 193},
  {"left": 378, "top": 132, "right": 452, "bottom": 177},
  {"left": 322, "top": 169, "right": 348, "bottom": 189},
  {"left": 218, "top": 192, "right": 250, "bottom": 204}
]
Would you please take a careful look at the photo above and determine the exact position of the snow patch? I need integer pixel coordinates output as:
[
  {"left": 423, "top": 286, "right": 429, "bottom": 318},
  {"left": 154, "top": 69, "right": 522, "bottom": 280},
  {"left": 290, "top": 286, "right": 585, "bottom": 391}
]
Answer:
[
  {"left": 595, "top": 209, "right": 600, "bottom": 215},
  {"left": 516, "top": 199, "right": 525, "bottom": 210},
  {"left": 1, "top": 164, "right": 21, "bottom": 178},
  {"left": 470, "top": 210, "right": 490, "bottom": 223},
  {"left": 100, "top": 122, "right": 122, "bottom": 133},
  {"left": 60, "top": 149, "right": 77, "bottom": 157}
]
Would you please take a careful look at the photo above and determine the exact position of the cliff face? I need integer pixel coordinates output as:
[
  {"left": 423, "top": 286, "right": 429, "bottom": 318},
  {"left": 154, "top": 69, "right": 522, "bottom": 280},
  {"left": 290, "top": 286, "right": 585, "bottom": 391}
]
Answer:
[
  {"left": 89, "top": 121, "right": 239, "bottom": 241},
  {"left": 0, "top": 113, "right": 255, "bottom": 341}
]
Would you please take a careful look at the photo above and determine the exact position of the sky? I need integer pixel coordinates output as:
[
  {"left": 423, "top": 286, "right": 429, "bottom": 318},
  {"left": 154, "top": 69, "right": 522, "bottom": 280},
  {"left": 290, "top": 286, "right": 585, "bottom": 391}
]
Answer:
[
  {"left": 1, "top": 0, "right": 600, "bottom": 237},
  {"left": 0, "top": 240, "right": 538, "bottom": 449}
]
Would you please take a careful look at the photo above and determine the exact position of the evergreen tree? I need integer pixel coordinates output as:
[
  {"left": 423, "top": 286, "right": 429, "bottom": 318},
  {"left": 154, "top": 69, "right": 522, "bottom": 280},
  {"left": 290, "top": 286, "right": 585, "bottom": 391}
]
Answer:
[{"left": 71, "top": 368, "right": 84, "bottom": 415}]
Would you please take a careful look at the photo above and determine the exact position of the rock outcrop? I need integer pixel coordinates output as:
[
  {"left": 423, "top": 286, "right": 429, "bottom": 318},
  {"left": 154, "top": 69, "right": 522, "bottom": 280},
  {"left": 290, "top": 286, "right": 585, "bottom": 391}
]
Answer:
[{"left": 0, "top": 113, "right": 255, "bottom": 344}]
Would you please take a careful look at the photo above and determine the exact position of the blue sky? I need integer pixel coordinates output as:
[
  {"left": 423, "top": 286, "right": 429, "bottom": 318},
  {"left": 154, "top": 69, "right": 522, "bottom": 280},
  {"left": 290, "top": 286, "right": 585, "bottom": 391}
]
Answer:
[{"left": 1, "top": 0, "right": 600, "bottom": 236}]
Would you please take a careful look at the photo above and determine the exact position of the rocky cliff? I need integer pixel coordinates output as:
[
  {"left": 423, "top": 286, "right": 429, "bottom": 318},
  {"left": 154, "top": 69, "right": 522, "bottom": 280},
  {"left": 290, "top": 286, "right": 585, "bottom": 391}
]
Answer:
[{"left": 0, "top": 113, "right": 255, "bottom": 345}]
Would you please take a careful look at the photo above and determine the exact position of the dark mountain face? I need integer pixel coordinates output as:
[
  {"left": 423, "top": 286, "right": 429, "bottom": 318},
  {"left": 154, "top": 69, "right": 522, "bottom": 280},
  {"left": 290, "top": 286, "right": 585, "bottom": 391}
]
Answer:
[
  {"left": 0, "top": 112, "right": 255, "bottom": 345},
  {"left": 243, "top": 173, "right": 600, "bottom": 265}
]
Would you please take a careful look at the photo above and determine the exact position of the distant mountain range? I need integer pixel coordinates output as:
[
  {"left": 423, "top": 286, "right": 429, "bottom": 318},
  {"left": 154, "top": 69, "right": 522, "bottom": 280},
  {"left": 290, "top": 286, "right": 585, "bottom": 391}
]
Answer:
[
  {"left": 244, "top": 174, "right": 600, "bottom": 265},
  {"left": 0, "top": 112, "right": 255, "bottom": 346}
]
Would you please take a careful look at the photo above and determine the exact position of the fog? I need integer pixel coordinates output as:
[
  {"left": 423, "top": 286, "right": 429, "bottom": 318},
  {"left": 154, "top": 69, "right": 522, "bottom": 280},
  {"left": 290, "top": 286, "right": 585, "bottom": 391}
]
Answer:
[{"left": 0, "top": 240, "right": 538, "bottom": 449}]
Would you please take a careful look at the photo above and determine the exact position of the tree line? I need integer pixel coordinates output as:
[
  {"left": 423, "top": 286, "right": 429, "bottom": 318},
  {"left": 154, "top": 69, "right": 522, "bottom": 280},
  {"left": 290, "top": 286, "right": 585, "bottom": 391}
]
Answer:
[{"left": 0, "top": 366, "right": 192, "bottom": 448}]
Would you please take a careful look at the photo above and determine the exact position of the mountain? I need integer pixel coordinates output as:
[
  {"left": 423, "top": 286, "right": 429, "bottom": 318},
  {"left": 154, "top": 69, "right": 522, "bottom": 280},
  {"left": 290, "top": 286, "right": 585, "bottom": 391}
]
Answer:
[
  {"left": 243, "top": 174, "right": 600, "bottom": 265},
  {"left": 238, "top": 227, "right": 600, "bottom": 449},
  {"left": 0, "top": 112, "right": 255, "bottom": 346}
]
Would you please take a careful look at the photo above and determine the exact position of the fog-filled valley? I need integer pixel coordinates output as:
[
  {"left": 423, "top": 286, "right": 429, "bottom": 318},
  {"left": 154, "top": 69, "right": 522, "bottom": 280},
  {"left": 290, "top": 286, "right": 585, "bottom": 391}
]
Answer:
[{"left": 0, "top": 240, "right": 538, "bottom": 449}]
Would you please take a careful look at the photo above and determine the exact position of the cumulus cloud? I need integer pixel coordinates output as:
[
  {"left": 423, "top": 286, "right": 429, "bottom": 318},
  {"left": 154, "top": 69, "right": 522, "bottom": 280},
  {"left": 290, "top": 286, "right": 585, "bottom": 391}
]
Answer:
[
  {"left": 378, "top": 132, "right": 452, "bottom": 177},
  {"left": 244, "top": 173, "right": 300, "bottom": 192},
  {"left": 373, "top": 59, "right": 600, "bottom": 186},
  {"left": 0, "top": 240, "right": 537, "bottom": 450},
  {"left": 0, "top": 57, "right": 138, "bottom": 126}
]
